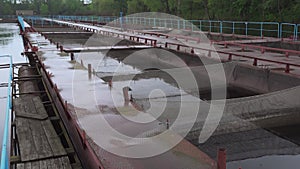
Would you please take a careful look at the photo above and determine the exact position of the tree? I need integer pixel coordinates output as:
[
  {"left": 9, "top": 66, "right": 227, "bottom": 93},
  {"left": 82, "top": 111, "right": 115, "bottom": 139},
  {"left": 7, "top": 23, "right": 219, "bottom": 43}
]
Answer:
[
  {"left": 127, "top": 0, "right": 148, "bottom": 14},
  {"left": 40, "top": 3, "right": 48, "bottom": 15}
]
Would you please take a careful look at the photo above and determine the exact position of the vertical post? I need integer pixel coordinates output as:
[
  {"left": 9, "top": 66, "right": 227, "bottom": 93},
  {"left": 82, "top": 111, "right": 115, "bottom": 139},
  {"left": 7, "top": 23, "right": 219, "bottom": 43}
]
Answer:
[
  {"left": 285, "top": 51, "right": 289, "bottom": 58},
  {"left": 209, "top": 21, "right": 212, "bottom": 33},
  {"left": 295, "top": 24, "right": 298, "bottom": 41},
  {"left": 278, "top": 23, "right": 281, "bottom": 38},
  {"left": 253, "top": 58, "right": 258, "bottom": 66},
  {"left": 245, "top": 22, "right": 248, "bottom": 36},
  {"left": 200, "top": 20, "right": 202, "bottom": 31},
  {"left": 285, "top": 64, "right": 290, "bottom": 73},
  {"left": 120, "top": 12, "right": 123, "bottom": 31},
  {"left": 88, "top": 64, "right": 92, "bottom": 79},
  {"left": 166, "top": 119, "right": 169, "bottom": 129},
  {"left": 208, "top": 50, "right": 211, "bottom": 57},
  {"left": 217, "top": 148, "right": 226, "bottom": 169},
  {"left": 108, "top": 80, "right": 113, "bottom": 89},
  {"left": 228, "top": 54, "right": 232, "bottom": 61},
  {"left": 60, "top": 45, "right": 64, "bottom": 52},
  {"left": 88, "top": 64, "right": 92, "bottom": 75},
  {"left": 153, "top": 40, "right": 157, "bottom": 47},
  {"left": 165, "top": 19, "right": 167, "bottom": 28},
  {"left": 191, "top": 21, "right": 194, "bottom": 31},
  {"left": 191, "top": 48, "right": 195, "bottom": 54},
  {"left": 232, "top": 22, "right": 235, "bottom": 34},
  {"left": 260, "top": 23, "right": 263, "bottom": 38},
  {"left": 70, "top": 53, "right": 74, "bottom": 61},
  {"left": 220, "top": 21, "right": 223, "bottom": 34},
  {"left": 123, "top": 87, "right": 130, "bottom": 102}
]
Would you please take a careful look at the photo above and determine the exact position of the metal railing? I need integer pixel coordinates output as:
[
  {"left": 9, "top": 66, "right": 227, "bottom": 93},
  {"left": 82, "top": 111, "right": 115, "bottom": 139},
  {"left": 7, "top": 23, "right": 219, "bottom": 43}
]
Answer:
[
  {"left": 17, "top": 16, "right": 25, "bottom": 32},
  {"left": 0, "top": 15, "right": 16, "bottom": 19},
  {"left": 20, "top": 15, "right": 300, "bottom": 40},
  {"left": 165, "top": 42, "right": 300, "bottom": 73},
  {"left": 0, "top": 55, "right": 13, "bottom": 169}
]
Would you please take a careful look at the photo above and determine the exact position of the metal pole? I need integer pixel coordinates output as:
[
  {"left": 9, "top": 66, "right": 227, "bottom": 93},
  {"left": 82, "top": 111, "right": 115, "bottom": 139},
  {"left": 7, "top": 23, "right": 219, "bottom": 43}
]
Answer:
[
  {"left": 220, "top": 21, "right": 223, "bottom": 34},
  {"left": 120, "top": 12, "right": 123, "bottom": 31},
  {"left": 245, "top": 22, "right": 248, "bottom": 36},
  {"left": 200, "top": 20, "right": 202, "bottom": 31},
  {"left": 278, "top": 23, "right": 281, "bottom": 38},
  {"left": 294, "top": 24, "right": 298, "bottom": 40},
  {"left": 260, "top": 23, "right": 263, "bottom": 38},
  {"left": 233, "top": 22, "right": 235, "bottom": 34}
]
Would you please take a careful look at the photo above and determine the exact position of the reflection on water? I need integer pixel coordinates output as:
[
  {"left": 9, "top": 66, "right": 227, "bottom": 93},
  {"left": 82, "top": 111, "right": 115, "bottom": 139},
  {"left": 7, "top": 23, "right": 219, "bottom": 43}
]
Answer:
[
  {"left": 0, "top": 23, "right": 26, "bottom": 63},
  {"left": 0, "top": 26, "right": 15, "bottom": 45},
  {"left": 0, "top": 23, "right": 26, "bottom": 154}
]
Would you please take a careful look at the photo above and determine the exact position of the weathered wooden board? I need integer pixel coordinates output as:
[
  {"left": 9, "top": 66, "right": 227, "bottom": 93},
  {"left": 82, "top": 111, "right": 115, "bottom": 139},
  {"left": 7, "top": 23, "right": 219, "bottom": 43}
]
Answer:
[
  {"left": 16, "top": 157, "right": 72, "bottom": 169},
  {"left": 16, "top": 117, "right": 67, "bottom": 161},
  {"left": 15, "top": 95, "right": 67, "bottom": 162},
  {"left": 41, "top": 120, "right": 66, "bottom": 156},
  {"left": 14, "top": 96, "right": 48, "bottom": 120}
]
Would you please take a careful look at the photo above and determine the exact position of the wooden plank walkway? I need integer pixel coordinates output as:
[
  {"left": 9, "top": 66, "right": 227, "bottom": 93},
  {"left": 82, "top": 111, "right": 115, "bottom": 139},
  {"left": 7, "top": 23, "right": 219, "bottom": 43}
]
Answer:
[
  {"left": 14, "top": 96, "right": 48, "bottom": 120},
  {"left": 14, "top": 96, "right": 72, "bottom": 169},
  {"left": 16, "top": 156, "right": 71, "bottom": 169}
]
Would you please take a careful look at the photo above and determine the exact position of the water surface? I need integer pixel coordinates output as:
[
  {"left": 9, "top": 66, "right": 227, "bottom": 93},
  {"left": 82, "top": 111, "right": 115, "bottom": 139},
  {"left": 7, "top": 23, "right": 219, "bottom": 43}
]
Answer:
[{"left": 0, "top": 23, "right": 26, "bottom": 155}]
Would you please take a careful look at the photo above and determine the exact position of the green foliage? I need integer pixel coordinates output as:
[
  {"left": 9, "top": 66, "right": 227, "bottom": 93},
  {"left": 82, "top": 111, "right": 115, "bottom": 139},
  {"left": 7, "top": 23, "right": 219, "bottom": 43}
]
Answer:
[
  {"left": 0, "top": 0, "right": 299, "bottom": 23},
  {"left": 0, "top": 1, "right": 14, "bottom": 15},
  {"left": 92, "top": 0, "right": 120, "bottom": 15},
  {"left": 40, "top": 3, "right": 48, "bottom": 15},
  {"left": 127, "top": 0, "right": 148, "bottom": 13}
]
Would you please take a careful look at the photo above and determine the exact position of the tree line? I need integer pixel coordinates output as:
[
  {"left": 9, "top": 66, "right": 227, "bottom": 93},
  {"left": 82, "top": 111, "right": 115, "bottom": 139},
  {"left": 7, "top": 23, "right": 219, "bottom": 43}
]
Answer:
[{"left": 0, "top": 0, "right": 299, "bottom": 23}]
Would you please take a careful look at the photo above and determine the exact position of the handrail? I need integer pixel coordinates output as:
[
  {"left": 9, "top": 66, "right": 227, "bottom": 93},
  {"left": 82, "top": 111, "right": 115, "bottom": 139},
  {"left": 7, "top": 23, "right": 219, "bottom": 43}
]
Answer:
[
  {"left": 217, "top": 41, "right": 300, "bottom": 57},
  {"left": 17, "top": 16, "right": 25, "bottom": 32},
  {"left": 24, "top": 15, "right": 300, "bottom": 40},
  {"left": 165, "top": 42, "right": 300, "bottom": 73},
  {"left": 0, "top": 55, "right": 13, "bottom": 169}
]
